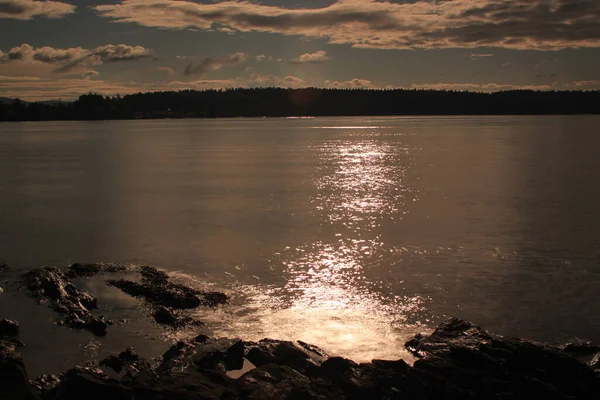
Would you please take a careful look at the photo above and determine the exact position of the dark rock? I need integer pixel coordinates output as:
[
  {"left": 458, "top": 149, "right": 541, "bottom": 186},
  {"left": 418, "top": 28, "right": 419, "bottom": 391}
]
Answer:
[
  {"left": 0, "top": 264, "right": 8, "bottom": 272},
  {"left": 192, "top": 339, "right": 245, "bottom": 372},
  {"left": 69, "top": 263, "right": 128, "bottom": 277},
  {"left": 405, "top": 318, "right": 600, "bottom": 399},
  {"left": 118, "top": 348, "right": 139, "bottom": 363},
  {"left": 153, "top": 307, "right": 178, "bottom": 325},
  {"left": 100, "top": 355, "right": 124, "bottom": 374},
  {"left": 237, "top": 363, "right": 343, "bottom": 400},
  {"left": 563, "top": 340, "right": 600, "bottom": 355},
  {"left": 23, "top": 267, "right": 107, "bottom": 336},
  {"left": 195, "top": 334, "right": 210, "bottom": 343},
  {"left": 107, "top": 266, "right": 228, "bottom": 310},
  {"left": 54, "top": 367, "right": 132, "bottom": 400},
  {"left": 0, "top": 319, "right": 19, "bottom": 337},
  {"left": 245, "top": 339, "right": 328, "bottom": 375},
  {"left": 32, "top": 374, "right": 61, "bottom": 398},
  {"left": 0, "top": 340, "right": 38, "bottom": 400}
]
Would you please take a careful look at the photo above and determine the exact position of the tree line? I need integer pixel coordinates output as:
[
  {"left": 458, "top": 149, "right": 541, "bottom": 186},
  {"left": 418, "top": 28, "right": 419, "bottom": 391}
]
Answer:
[{"left": 1, "top": 88, "right": 599, "bottom": 121}]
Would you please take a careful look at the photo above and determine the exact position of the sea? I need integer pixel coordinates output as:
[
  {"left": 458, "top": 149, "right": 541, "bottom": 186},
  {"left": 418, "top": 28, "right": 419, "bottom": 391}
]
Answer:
[{"left": 1, "top": 116, "right": 599, "bottom": 376}]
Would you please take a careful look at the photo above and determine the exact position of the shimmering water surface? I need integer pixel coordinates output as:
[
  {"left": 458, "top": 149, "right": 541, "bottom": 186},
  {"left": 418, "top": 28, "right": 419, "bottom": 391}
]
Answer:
[{"left": 1, "top": 116, "right": 600, "bottom": 375}]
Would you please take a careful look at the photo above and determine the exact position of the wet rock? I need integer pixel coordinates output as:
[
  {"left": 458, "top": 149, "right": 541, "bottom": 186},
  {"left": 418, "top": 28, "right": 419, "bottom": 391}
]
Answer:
[
  {"left": 405, "top": 318, "right": 600, "bottom": 399},
  {"left": 0, "top": 340, "right": 38, "bottom": 400},
  {"left": 0, "top": 319, "right": 19, "bottom": 337},
  {"left": 54, "top": 367, "right": 132, "bottom": 400},
  {"left": 153, "top": 307, "right": 178, "bottom": 325},
  {"left": 32, "top": 374, "right": 61, "bottom": 398},
  {"left": 237, "top": 363, "right": 342, "bottom": 400},
  {"left": 68, "top": 263, "right": 127, "bottom": 278},
  {"left": 245, "top": 339, "right": 328, "bottom": 375},
  {"left": 107, "top": 266, "right": 228, "bottom": 310},
  {"left": 562, "top": 340, "right": 600, "bottom": 356},
  {"left": 23, "top": 267, "right": 107, "bottom": 336},
  {"left": 192, "top": 339, "right": 245, "bottom": 372},
  {"left": 118, "top": 348, "right": 139, "bottom": 363},
  {"left": 100, "top": 355, "right": 124, "bottom": 374}
]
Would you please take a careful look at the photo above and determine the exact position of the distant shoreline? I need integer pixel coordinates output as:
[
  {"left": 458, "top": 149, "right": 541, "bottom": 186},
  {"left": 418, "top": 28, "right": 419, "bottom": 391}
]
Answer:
[{"left": 2, "top": 88, "right": 599, "bottom": 122}]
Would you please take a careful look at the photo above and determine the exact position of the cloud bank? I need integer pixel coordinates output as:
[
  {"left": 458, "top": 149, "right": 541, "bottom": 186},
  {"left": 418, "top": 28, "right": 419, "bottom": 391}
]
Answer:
[
  {"left": 0, "top": 44, "right": 153, "bottom": 73},
  {"left": 95, "top": 0, "right": 600, "bottom": 51},
  {"left": 184, "top": 52, "right": 246, "bottom": 76},
  {"left": 0, "top": 0, "right": 75, "bottom": 20}
]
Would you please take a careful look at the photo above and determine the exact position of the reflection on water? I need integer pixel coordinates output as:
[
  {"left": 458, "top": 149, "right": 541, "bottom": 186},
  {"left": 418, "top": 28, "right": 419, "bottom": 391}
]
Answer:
[{"left": 196, "top": 130, "right": 427, "bottom": 362}]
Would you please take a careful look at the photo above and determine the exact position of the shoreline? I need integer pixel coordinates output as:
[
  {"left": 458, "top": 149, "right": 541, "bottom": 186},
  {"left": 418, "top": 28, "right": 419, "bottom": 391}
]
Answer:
[{"left": 1, "top": 263, "right": 600, "bottom": 399}]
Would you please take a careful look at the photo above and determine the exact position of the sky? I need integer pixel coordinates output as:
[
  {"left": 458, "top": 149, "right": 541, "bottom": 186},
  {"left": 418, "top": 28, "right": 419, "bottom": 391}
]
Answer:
[{"left": 1, "top": 0, "right": 600, "bottom": 101}]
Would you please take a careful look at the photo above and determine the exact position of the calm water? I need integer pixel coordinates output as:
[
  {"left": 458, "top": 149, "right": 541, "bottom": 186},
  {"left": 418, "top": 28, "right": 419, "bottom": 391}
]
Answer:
[{"left": 1, "top": 116, "right": 600, "bottom": 374}]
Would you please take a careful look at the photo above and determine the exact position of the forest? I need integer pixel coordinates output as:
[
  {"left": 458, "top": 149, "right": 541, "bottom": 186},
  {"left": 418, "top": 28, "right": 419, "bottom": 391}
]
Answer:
[{"left": 1, "top": 88, "right": 599, "bottom": 121}]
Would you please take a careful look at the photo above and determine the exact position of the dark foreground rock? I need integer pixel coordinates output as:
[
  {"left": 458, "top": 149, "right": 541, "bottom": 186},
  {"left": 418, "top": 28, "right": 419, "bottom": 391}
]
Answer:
[
  {"left": 107, "top": 266, "right": 228, "bottom": 310},
  {"left": 4, "top": 318, "right": 600, "bottom": 399},
  {"left": 0, "top": 340, "right": 38, "bottom": 400},
  {"left": 0, "top": 319, "right": 19, "bottom": 337},
  {"left": 22, "top": 267, "right": 108, "bottom": 336}
]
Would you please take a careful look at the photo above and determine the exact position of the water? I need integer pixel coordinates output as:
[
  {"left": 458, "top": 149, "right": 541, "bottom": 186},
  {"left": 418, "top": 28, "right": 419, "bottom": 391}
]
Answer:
[{"left": 1, "top": 116, "right": 600, "bottom": 375}]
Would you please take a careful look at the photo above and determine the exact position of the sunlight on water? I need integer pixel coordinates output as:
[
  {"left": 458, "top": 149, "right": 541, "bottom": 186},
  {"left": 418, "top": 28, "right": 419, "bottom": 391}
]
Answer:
[{"left": 188, "top": 132, "right": 428, "bottom": 362}]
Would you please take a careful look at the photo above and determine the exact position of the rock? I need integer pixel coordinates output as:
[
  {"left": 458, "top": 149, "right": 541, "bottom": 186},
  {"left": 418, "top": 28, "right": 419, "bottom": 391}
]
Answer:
[
  {"left": 0, "top": 319, "right": 19, "bottom": 337},
  {"left": 153, "top": 307, "right": 178, "bottom": 325},
  {"left": 32, "top": 374, "right": 61, "bottom": 398},
  {"left": 563, "top": 340, "right": 600, "bottom": 355},
  {"left": 23, "top": 267, "right": 107, "bottom": 336},
  {"left": 237, "top": 363, "right": 343, "bottom": 400},
  {"left": 0, "top": 264, "right": 8, "bottom": 272},
  {"left": 118, "top": 348, "right": 139, "bottom": 363},
  {"left": 405, "top": 318, "right": 600, "bottom": 399},
  {"left": 245, "top": 339, "right": 328, "bottom": 375},
  {"left": 0, "top": 340, "right": 38, "bottom": 400},
  {"left": 107, "top": 266, "right": 228, "bottom": 310},
  {"left": 68, "top": 263, "right": 128, "bottom": 278},
  {"left": 192, "top": 339, "right": 245, "bottom": 372},
  {"left": 100, "top": 355, "right": 124, "bottom": 374},
  {"left": 54, "top": 367, "right": 132, "bottom": 400}
]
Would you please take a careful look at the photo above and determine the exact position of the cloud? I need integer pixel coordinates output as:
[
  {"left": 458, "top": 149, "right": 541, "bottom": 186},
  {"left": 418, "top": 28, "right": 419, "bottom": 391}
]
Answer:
[
  {"left": 0, "top": 0, "right": 75, "bottom": 20},
  {"left": 470, "top": 53, "right": 494, "bottom": 59},
  {"left": 249, "top": 73, "right": 306, "bottom": 88},
  {"left": 0, "top": 43, "right": 153, "bottom": 73},
  {"left": 291, "top": 50, "right": 330, "bottom": 65},
  {"left": 184, "top": 52, "right": 246, "bottom": 76},
  {"left": 325, "top": 78, "right": 375, "bottom": 89},
  {"left": 95, "top": 0, "right": 600, "bottom": 51},
  {"left": 82, "top": 70, "right": 100, "bottom": 80}
]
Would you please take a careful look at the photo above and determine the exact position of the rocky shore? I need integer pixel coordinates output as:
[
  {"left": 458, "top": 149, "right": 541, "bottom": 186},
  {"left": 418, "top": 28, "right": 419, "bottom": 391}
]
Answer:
[{"left": 2, "top": 264, "right": 600, "bottom": 399}]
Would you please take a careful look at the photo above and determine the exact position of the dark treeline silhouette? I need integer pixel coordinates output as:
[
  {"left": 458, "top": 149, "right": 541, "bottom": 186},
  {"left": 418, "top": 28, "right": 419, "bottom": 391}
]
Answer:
[{"left": 1, "top": 88, "right": 599, "bottom": 121}]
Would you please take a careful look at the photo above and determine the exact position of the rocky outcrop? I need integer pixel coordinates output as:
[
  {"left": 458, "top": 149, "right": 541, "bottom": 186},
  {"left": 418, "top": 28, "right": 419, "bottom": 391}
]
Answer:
[
  {"left": 0, "top": 340, "right": 38, "bottom": 400},
  {"left": 22, "top": 267, "right": 108, "bottom": 336},
  {"left": 406, "top": 318, "right": 600, "bottom": 399},
  {"left": 107, "top": 266, "right": 228, "bottom": 310}
]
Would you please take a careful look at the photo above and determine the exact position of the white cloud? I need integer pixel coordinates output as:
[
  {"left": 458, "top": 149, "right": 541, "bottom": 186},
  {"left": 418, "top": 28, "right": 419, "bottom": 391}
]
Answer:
[
  {"left": 95, "top": 0, "right": 600, "bottom": 51},
  {"left": 0, "top": 0, "right": 75, "bottom": 20},
  {"left": 291, "top": 50, "right": 330, "bottom": 65},
  {"left": 325, "top": 78, "right": 374, "bottom": 89}
]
